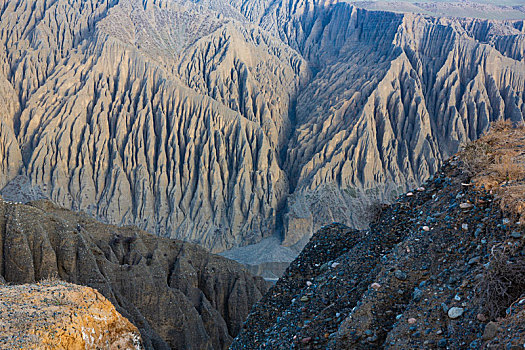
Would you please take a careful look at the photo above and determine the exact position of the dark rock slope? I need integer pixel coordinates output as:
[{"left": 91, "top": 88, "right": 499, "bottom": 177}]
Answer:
[
  {"left": 232, "top": 157, "right": 525, "bottom": 348},
  {"left": 0, "top": 198, "right": 269, "bottom": 350}
]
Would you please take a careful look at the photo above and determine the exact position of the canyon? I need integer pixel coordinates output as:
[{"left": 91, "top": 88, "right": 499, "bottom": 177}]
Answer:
[
  {"left": 0, "top": 1, "right": 524, "bottom": 349},
  {"left": 0, "top": 0, "right": 524, "bottom": 258}
]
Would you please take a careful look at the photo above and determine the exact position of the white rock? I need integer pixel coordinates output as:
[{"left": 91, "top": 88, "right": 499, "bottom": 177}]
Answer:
[
  {"left": 371, "top": 283, "right": 381, "bottom": 290},
  {"left": 448, "top": 307, "right": 464, "bottom": 319}
]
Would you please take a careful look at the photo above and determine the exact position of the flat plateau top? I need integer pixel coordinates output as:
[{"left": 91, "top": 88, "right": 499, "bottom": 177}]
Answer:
[{"left": 346, "top": 0, "right": 525, "bottom": 20}]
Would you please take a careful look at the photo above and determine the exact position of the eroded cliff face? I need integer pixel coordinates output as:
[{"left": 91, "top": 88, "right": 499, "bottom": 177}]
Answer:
[
  {"left": 261, "top": 3, "right": 525, "bottom": 245},
  {"left": 0, "top": 0, "right": 524, "bottom": 251},
  {"left": 0, "top": 198, "right": 269, "bottom": 349},
  {"left": 0, "top": 281, "right": 143, "bottom": 349}
]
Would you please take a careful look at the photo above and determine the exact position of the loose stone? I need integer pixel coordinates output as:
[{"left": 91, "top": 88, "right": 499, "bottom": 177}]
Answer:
[
  {"left": 482, "top": 322, "right": 498, "bottom": 340},
  {"left": 447, "top": 307, "right": 464, "bottom": 319},
  {"left": 460, "top": 203, "right": 473, "bottom": 209},
  {"left": 394, "top": 270, "right": 407, "bottom": 281},
  {"left": 371, "top": 283, "right": 381, "bottom": 290}
]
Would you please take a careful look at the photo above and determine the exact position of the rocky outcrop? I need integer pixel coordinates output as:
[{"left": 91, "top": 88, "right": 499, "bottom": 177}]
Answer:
[
  {"left": 0, "top": 198, "right": 269, "bottom": 349},
  {"left": 0, "top": 281, "right": 143, "bottom": 349},
  {"left": 0, "top": 0, "right": 524, "bottom": 253},
  {"left": 232, "top": 135, "right": 525, "bottom": 349}
]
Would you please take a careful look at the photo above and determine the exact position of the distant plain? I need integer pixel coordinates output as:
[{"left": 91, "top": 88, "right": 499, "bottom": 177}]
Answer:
[{"left": 347, "top": 0, "right": 525, "bottom": 20}]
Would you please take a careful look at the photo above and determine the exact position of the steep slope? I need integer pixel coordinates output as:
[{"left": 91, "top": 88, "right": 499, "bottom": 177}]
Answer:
[
  {"left": 232, "top": 124, "right": 525, "bottom": 349},
  {"left": 0, "top": 0, "right": 524, "bottom": 254},
  {"left": 0, "top": 197, "right": 269, "bottom": 349},
  {"left": 0, "top": 280, "right": 143, "bottom": 349}
]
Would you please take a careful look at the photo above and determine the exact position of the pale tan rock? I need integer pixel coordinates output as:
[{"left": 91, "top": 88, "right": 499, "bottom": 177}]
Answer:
[{"left": 0, "top": 281, "right": 143, "bottom": 350}]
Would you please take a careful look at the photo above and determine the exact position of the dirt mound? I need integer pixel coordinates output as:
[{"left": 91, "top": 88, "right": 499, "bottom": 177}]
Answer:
[
  {"left": 0, "top": 280, "right": 142, "bottom": 349},
  {"left": 232, "top": 124, "right": 525, "bottom": 349}
]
